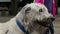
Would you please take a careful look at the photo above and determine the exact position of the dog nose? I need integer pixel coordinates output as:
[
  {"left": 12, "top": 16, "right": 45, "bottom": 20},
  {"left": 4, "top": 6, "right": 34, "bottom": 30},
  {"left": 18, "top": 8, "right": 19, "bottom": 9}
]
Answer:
[{"left": 49, "top": 16, "right": 55, "bottom": 21}]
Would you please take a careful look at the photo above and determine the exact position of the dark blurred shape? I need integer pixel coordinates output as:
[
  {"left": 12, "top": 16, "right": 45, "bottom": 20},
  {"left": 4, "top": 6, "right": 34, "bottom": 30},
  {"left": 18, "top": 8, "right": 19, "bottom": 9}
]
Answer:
[
  {"left": 19, "top": 0, "right": 33, "bottom": 7},
  {"left": 58, "top": 0, "right": 60, "bottom": 7}
]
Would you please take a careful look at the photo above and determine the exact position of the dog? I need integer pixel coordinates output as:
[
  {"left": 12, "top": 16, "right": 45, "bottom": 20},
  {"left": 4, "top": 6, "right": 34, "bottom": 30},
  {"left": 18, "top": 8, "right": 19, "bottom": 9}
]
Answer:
[{"left": 0, "top": 3, "right": 55, "bottom": 34}]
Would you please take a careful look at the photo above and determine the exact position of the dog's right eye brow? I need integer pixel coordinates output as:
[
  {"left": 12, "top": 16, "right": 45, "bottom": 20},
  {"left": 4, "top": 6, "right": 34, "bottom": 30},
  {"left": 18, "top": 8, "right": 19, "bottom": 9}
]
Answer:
[
  {"left": 25, "top": 7, "right": 31, "bottom": 14},
  {"left": 25, "top": 7, "right": 31, "bottom": 12}
]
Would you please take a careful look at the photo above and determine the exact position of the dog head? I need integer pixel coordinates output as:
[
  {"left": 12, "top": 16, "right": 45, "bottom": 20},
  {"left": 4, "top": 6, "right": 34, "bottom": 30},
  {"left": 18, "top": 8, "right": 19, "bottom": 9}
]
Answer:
[{"left": 16, "top": 3, "right": 55, "bottom": 34}]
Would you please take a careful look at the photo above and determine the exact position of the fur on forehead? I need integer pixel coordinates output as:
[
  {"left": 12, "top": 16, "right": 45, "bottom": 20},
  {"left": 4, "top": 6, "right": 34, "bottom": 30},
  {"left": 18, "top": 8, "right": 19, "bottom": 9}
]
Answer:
[{"left": 16, "top": 3, "right": 48, "bottom": 20}]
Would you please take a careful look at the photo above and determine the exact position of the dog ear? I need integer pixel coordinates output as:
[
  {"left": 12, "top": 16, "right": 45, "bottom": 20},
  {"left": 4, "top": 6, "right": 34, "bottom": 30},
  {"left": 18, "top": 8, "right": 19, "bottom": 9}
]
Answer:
[{"left": 25, "top": 7, "right": 31, "bottom": 14}]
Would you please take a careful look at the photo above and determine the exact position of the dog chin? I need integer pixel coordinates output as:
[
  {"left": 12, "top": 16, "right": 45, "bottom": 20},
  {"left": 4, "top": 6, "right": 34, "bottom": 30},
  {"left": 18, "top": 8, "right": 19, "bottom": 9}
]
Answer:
[
  {"left": 29, "top": 22, "right": 48, "bottom": 34},
  {"left": 27, "top": 20, "right": 48, "bottom": 33}
]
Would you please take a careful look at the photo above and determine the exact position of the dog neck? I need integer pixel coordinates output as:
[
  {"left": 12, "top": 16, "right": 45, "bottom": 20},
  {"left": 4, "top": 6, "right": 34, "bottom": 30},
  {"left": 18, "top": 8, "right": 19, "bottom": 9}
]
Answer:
[
  {"left": 16, "top": 19, "right": 29, "bottom": 34},
  {"left": 16, "top": 16, "right": 37, "bottom": 34}
]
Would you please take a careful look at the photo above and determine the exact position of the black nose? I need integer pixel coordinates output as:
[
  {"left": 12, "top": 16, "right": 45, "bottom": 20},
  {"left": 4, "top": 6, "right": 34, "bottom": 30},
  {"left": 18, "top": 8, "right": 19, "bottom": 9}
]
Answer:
[{"left": 50, "top": 16, "right": 55, "bottom": 21}]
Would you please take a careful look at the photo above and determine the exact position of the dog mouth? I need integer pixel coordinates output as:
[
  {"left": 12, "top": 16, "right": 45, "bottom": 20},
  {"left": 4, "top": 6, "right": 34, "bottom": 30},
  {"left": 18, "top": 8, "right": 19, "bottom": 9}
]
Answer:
[
  {"left": 28, "top": 19, "right": 50, "bottom": 32},
  {"left": 27, "top": 17, "right": 55, "bottom": 32},
  {"left": 33, "top": 18, "right": 53, "bottom": 27}
]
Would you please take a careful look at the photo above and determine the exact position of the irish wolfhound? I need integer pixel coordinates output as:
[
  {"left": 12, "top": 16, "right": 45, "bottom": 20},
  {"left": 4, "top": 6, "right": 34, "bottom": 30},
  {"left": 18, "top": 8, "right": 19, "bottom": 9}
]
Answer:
[{"left": 0, "top": 3, "right": 55, "bottom": 34}]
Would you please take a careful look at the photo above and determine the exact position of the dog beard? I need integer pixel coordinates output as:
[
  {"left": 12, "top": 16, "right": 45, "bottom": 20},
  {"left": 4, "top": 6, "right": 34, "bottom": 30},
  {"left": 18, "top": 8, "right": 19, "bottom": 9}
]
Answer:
[
  {"left": 27, "top": 22, "right": 41, "bottom": 33},
  {"left": 27, "top": 18, "right": 53, "bottom": 33},
  {"left": 27, "top": 20, "right": 47, "bottom": 33}
]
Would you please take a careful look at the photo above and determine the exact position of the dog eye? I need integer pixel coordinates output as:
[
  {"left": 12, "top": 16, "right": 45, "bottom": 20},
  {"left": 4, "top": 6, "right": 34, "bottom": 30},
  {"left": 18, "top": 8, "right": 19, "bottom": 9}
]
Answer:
[{"left": 39, "top": 9, "right": 42, "bottom": 12}]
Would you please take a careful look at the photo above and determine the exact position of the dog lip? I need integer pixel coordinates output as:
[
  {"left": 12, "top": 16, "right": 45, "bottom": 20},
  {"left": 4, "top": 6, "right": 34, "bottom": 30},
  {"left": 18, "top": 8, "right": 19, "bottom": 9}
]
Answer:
[
  {"left": 35, "top": 19, "right": 52, "bottom": 27},
  {"left": 32, "top": 18, "right": 52, "bottom": 27}
]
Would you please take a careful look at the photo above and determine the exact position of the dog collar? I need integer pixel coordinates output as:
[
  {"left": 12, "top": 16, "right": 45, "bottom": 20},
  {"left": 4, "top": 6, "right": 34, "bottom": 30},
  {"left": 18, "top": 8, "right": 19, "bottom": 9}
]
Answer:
[{"left": 16, "top": 19, "right": 29, "bottom": 34}]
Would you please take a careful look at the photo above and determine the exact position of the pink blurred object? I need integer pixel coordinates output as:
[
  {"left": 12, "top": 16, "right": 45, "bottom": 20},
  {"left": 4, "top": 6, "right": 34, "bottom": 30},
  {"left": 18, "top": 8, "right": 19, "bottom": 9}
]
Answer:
[
  {"left": 52, "top": 0, "right": 56, "bottom": 16},
  {"left": 35, "top": 0, "right": 44, "bottom": 4}
]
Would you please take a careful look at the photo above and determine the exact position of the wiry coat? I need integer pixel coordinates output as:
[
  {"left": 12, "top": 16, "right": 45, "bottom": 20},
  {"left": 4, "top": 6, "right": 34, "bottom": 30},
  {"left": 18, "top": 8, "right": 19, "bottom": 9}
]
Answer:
[{"left": 0, "top": 3, "right": 53, "bottom": 34}]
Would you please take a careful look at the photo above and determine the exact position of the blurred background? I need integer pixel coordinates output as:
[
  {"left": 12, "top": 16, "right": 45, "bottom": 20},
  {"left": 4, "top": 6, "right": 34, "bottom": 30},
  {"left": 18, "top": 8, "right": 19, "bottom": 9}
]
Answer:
[{"left": 0, "top": 0, "right": 60, "bottom": 34}]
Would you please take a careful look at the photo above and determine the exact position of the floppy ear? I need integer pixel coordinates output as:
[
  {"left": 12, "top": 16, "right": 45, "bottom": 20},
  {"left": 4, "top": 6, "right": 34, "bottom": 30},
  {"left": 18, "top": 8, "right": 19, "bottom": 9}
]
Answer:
[{"left": 25, "top": 7, "right": 31, "bottom": 14}]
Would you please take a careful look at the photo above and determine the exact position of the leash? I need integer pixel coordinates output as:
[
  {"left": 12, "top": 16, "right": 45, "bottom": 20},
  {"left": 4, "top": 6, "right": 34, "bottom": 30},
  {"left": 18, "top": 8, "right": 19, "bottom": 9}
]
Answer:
[{"left": 16, "top": 19, "right": 29, "bottom": 34}]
